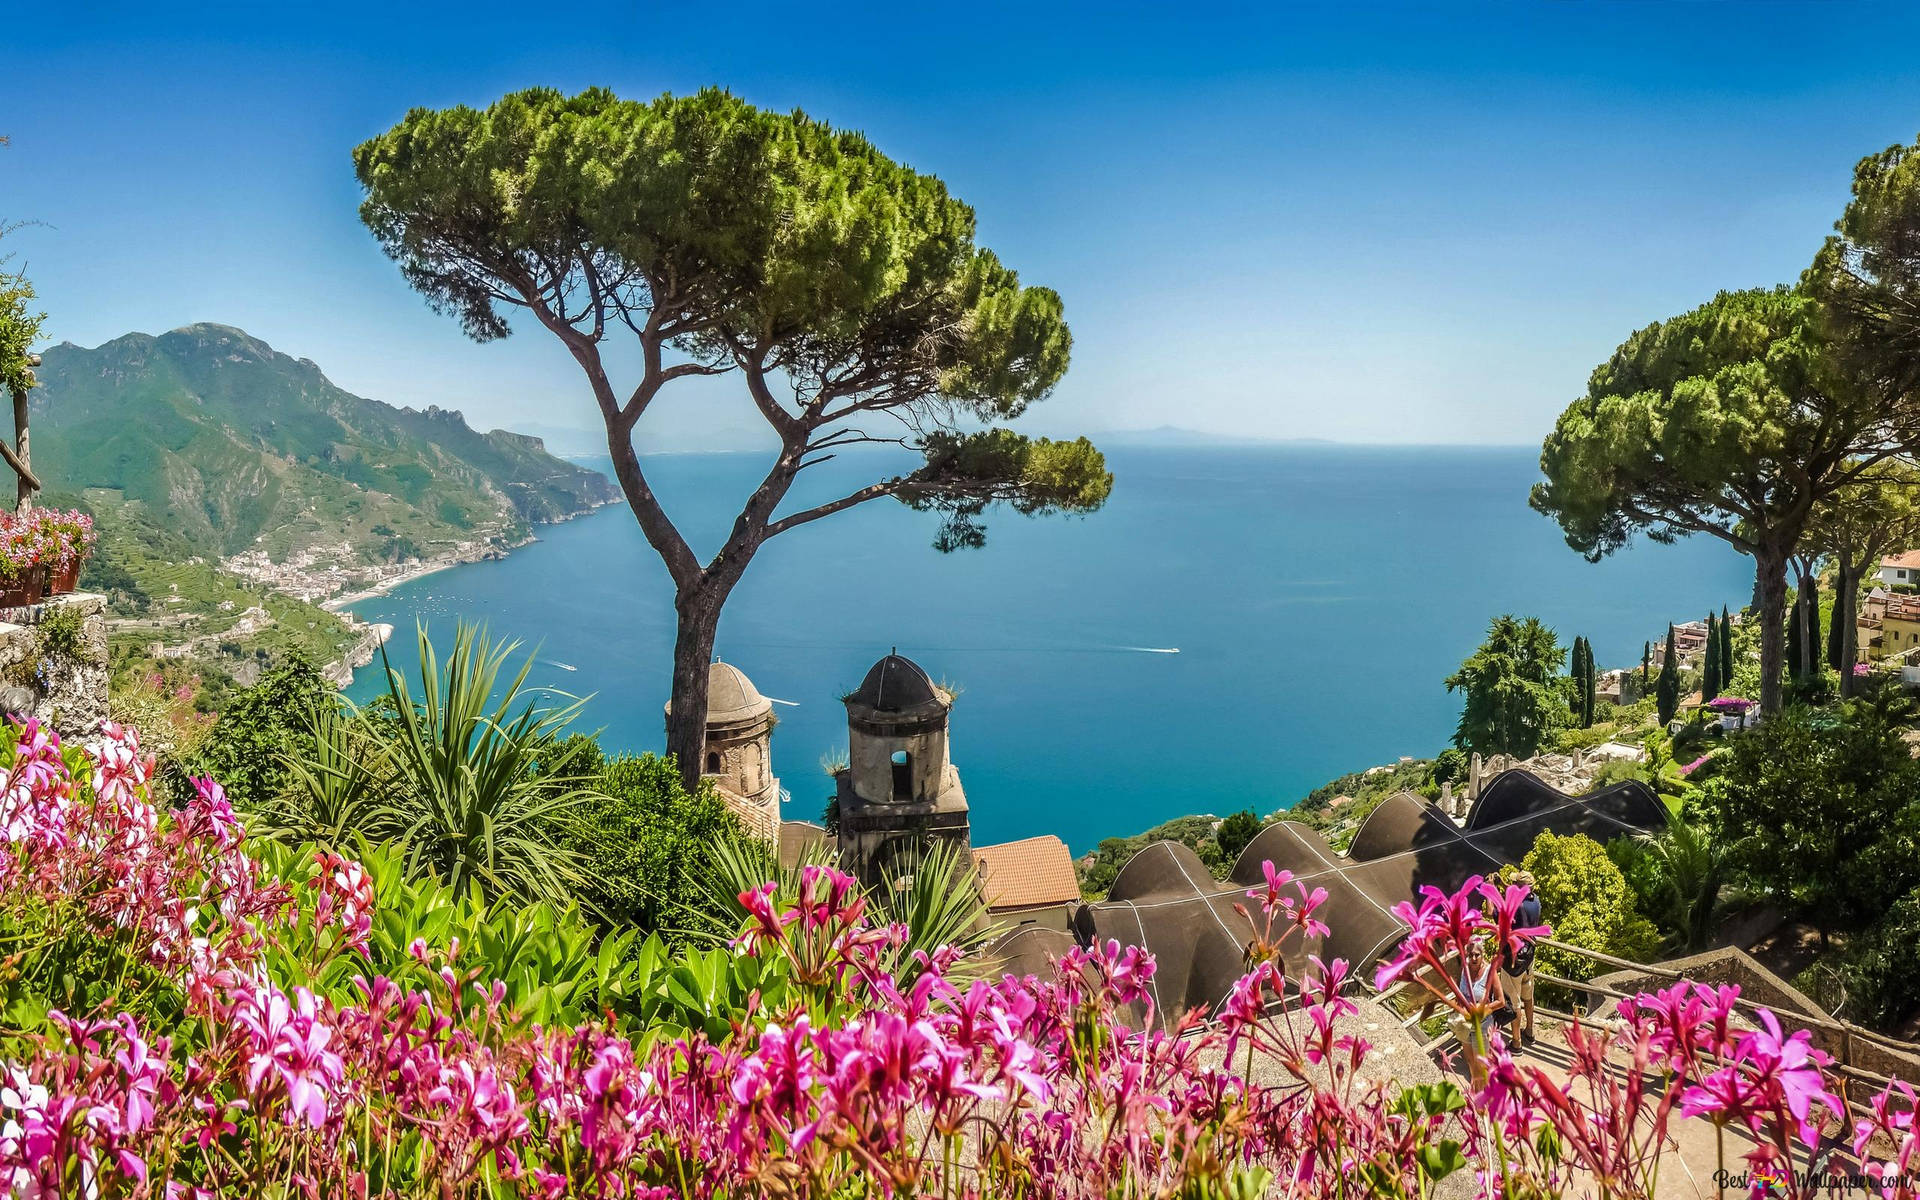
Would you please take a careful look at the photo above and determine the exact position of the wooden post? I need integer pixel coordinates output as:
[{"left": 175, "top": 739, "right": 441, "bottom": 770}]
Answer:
[{"left": 8, "top": 352, "right": 38, "bottom": 512}]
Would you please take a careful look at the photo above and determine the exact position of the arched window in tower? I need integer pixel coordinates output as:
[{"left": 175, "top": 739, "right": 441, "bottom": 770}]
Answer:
[
  {"left": 706, "top": 751, "right": 721, "bottom": 774},
  {"left": 890, "top": 749, "right": 912, "bottom": 800}
]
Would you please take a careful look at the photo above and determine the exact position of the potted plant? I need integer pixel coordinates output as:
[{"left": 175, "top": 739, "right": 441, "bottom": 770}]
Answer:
[
  {"left": 39, "top": 509, "right": 95, "bottom": 595},
  {"left": 0, "top": 516, "right": 40, "bottom": 607}
]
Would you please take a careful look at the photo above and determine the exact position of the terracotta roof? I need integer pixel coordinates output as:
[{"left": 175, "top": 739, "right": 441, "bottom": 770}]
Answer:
[
  {"left": 1884, "top": 550, "right": 1920, "bottom": 570},
  {"left": 973, "top": 835, "right": 1080, "bottom": 911}
]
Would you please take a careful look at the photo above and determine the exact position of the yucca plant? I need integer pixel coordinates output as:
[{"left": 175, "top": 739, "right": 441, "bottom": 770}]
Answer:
[
  {"left": 375, "top": 621, "right": 597, "bottom": 908},
  {"left": 273, "top": 699, "right": 397, "bottom": 846},
  {"left": 699, "top": 832, "right": 996, "bottom": 980},
  {"left": 1639, "top": 805, "right": 1737, "bottom": 953}
]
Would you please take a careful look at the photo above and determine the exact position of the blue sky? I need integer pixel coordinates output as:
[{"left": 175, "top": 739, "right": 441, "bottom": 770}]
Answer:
[{"left": 7, "top": 2, "right": 1920, "bottom": 447}]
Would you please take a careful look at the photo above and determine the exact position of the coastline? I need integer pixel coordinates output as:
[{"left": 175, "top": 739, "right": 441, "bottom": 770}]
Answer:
[
  {"left": 321, "top": 557, "right": 470, "bottom": 612},
  {"left": 319, "top": 498, "right": 617, "bottom": 614}
]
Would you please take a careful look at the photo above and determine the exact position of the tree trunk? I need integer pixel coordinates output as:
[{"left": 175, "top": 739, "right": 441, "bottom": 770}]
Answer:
[
  {"left": 1839, "top": 554, "right": 1861, "bottom": 698},
  {"left": 665, "top": 591, "right": 723, "bottom": 793},
  {"left": 1789, "top": 572, "right": 1804, "bottom": 683},
  {"left": 11, "top": 385, "right": 29, "bottom": 512},
  {"left": 1755, "top": 548, "right": 1790, "bottom": 714}
]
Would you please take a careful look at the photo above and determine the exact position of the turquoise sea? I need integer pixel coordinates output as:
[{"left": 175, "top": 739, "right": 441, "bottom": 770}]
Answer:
[{"left": 345, "top": 445, "right": 1752, "bottom": 852}]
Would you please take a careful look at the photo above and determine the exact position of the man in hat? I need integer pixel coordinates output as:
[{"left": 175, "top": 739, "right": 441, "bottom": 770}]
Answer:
[{"left": 1500, "top": 870, "right": 1543, "bottom": 1048}]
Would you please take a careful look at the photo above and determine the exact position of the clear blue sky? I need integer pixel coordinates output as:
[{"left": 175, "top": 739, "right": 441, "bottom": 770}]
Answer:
[{"left": 7, "top": 1, "right": 1920, "bottom": 447}]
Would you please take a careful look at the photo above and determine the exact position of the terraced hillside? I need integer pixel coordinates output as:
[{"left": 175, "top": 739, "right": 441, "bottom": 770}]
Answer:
[{"left": 31, "top": 323, "right": 617, "bottom": 566}]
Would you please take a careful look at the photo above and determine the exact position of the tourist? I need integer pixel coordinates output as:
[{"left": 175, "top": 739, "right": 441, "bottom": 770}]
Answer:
[
  {"left": 1500, "top": 870, "right": 1542, "bottom": 1048},
  {"left": 1451, "top": 936, "right": 1506, "bottom": 1089}
]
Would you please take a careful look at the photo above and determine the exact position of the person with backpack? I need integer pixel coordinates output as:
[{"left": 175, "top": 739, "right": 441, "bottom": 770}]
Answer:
[{"left": 1500, "top": 869, "right": 1542, "bottom": 1048}]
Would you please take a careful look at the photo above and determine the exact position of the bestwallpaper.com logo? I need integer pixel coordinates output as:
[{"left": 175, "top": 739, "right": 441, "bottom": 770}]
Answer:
[{"left": 1714, "top": 1167, "right": 1914, "bottom": 1194}]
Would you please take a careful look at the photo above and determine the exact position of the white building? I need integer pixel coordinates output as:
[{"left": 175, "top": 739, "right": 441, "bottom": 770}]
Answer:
[{"left": 1879, "top": 550, "right": 1920, "bottom": 587}]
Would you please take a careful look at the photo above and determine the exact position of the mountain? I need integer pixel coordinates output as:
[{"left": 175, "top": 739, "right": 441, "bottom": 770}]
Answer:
[{"left": 31, "top": 324, "right": 619, "bottom": 566}]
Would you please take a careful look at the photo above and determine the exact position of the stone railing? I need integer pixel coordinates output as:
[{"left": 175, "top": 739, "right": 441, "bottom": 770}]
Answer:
[{"left": 0, "top": 592, "right": 109, "bottom": 737}]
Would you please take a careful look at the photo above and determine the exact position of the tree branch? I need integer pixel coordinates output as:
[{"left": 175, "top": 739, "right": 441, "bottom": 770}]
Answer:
[{"left": 764, "top": 477, "right": 911, "bottom": 539}]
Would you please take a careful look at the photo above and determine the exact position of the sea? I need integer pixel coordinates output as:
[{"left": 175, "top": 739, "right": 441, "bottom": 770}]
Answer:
[{"left": 343, "top": 444, "right": 1753, "bottom": 853}]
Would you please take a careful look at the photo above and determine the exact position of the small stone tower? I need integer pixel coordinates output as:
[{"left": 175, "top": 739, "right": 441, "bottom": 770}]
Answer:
[
  {"left": 834, "top": 652, "right": 970, "bottom": 886},
  {"left": 665, "top": 661, "right": 782, "bottom": 841}
]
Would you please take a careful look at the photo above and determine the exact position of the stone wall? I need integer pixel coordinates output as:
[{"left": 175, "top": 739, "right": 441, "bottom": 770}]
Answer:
[
  {"left": 1593, "top": 946, "right": 1920, "bottom": 1110},
  {"left": 0, "top": 592, "right": 110, "bottom": 738}
]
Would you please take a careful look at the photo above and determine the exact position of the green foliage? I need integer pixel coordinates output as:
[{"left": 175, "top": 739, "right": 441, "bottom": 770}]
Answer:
[
  {"left": 1701, "top": 612, "right": 1721, "bottom": 703},
  {"left": 1445, "top": 614, "right": 1568, "bottom": 759},
  {"left": 872, "top": 839, "right": 997, "bottom": 978},
  {"left": 1656, "top": 625, "right": 1681, "bottom": 725},
  {"left": 376, "top": 622, "right": 594, "bottom": 905},
  {"left": 0, "top": 259, "right": 43, "bottom": 399},
  {"left": 32, "top": 604, "right": 83, "bottom": 664},
  {"left": 1214, "top": 809, "right": 1264, "bottom": 863},
  {"left": 1806, "top": 129, "right": 1920, "bottom": 403},
  {"left": 1839, "top": 888, "right": 1920, "bottom": 1030},
  {"left": 1521, "top": 831, "right": 1662, "bottom": 982},
  {"left": 699, "top": 832, "right": 992, "bottom": 980},
  {"left": 1720, "top": 606, "right": 1735, "bottom": 687},
  {"left": 275, "top": 697, "right": 392, "bottom": 845},
  {"left": 570, "top": 751, "right": 742, "bottom": 943},
  {"left": 281, "top": 622, "right": 595, "bottom": 908},
  {"left": 1699, "top": 703, "right": 1920, "bottom": 935},
  {"left": 1614, "top": 806, "right": 1734, "bottom": 953},
  {"left": 1531, "top": 286, "right": 1899, "bottom": 712},
  {"left": 906, "top": 430, "right": 1113, "bottom": 552},
  {"left": 261, "top": 840, "right": 657, "bottom": 1033},
  {"left": 1569, "top": 637, "right": 1589, "bottom": 727},
  {"left": 353, "top": 88, "right": 1106, "bottom": 546},
  {"left": 1078, "top": 814, "right": 1231, "bottom": 899},
  {"left": 1428, "top": 747, "right": 1467, "bottom": 787},
  {"left": 185, "top": 654, "right": 332, "bottom": 810}
]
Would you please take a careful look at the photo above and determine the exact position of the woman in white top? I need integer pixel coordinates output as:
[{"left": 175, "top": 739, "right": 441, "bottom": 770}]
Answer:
[{"left": 1451, "top": 937, "right": 1506, "bottom": 1088}]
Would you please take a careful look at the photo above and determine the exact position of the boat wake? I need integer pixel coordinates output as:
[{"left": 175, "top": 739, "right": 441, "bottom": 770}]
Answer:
[
  {"left": 767, "top": 697, "right": 801, "bottom": 707},
  {"left": 540, "top": 659, "right": 579, "bottom": 672},
  {"left": 1117, "top": 646, "right": 1181, "bottom": 654}
]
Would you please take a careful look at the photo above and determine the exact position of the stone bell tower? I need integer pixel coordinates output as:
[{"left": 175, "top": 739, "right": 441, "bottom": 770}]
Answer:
[
  {"left": 664, "top": 660, "right": 782, "bottom": 841},
  {"left": 833, "top": 652, "right": 971, "bottom": 886}
]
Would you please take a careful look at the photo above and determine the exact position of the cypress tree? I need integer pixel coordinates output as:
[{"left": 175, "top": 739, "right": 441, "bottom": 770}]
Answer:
[
  {"left": 1641, "top": 640, "right": 1651, "bottom": 690},
  {"left": 1720, "top": 606, "right": 1735, "bottom": 685},
  {"left": 1656, "top": 624, "right": 1681, "bottom": 725},
  {"left": 1584, "top": 639, "right": 1598, "bottom": 725},
  {"left": 1570, "top": 637, "right": 1586, "bottom": 726},
  {"left": 1712, "top": 606, "right": 1728, "bottom": 702}
]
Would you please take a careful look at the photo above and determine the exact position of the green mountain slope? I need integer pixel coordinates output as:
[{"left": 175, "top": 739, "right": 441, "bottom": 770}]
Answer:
[{"left": 31, "top": 323, "right": 618, "bottom": 564}]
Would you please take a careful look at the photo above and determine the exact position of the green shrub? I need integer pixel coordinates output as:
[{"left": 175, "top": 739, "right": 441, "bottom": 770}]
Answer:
[
  {"left": 1840, "top": 888, "right": 1920, "bottom": 1030},
  {"left": 1215, "top": 809, "right": 1264, "bottom": 862},
  {"left": 571, "top": 751, "right": 742, "bottom": 943},
  {"left": 187, "top": 654, "right": 332, "bottom": 809},
  {"left": 1700, "top": 703, "right": 1920, "bottom": 935},
  {"left": 34, "top": 604, "right": 84, "bottom": 662},
  {"left": 1522, "top": 831, "right": 1662, "bottom": 982},
  {"left": 1428, "top": 748, "right": 1466, "bottom": 787}
]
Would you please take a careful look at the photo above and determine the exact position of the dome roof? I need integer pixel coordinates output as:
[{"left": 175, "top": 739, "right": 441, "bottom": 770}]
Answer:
[
  {"left": 703, "top": 661, "right": 772, "bottom": 724},
  {"left": 848, "top": 653, "right": 941, "bottom": 713}
]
